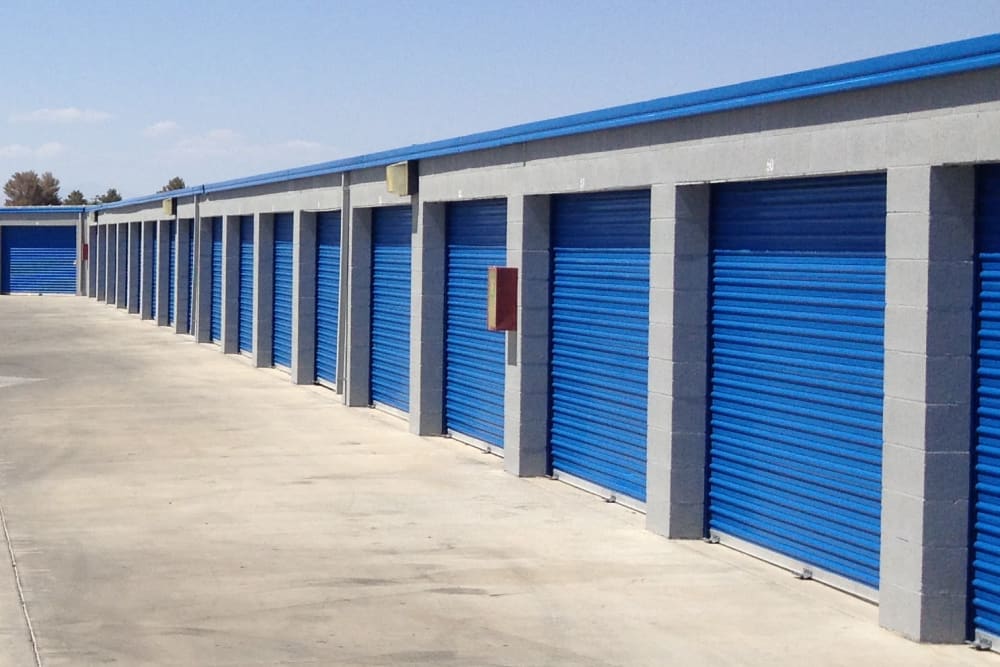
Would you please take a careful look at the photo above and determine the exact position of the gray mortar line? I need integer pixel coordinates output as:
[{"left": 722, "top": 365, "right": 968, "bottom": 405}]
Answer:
[{"left": 0, "top": 500, "right": 42, "bottom": 667}]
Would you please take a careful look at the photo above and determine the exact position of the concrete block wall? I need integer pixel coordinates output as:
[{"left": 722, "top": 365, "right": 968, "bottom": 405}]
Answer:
[
  {"left": 154, "top": 220, "right": 170, "bottom": 326},
  {"left": 174, "top": 219, "right": 191, "bottom": 334},
  {"left": 115, "top": 223, "right": 127, "bottom": 309},
  {"left": 140, "top": 221, "right": 154, "bottom": 320},
  {"left": 292, "top": 211, "right": 317, "bottom": 385},
  {"left": 410, "top": 200, "right": 445, "bottom": 435},
  {"left": 221, "top": 216, "right": 240, "bottom": 353},
  {"left": 253, "top": 213, "right": 274, "bottom": 368}
]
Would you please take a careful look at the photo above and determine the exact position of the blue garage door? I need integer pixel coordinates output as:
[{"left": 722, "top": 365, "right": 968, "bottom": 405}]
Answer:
[
  {"left": 167, "top": 222, "right": 176, "bottom": 326},
  {"left": 315, "top": 211, "right": 341, "bottom": 385},
  {"left": 370, "top": 206, "right": 411, "bottom": 411},
  {"left": 239, "top": 216, "right": 254, "bottom": 353},
  {"left": 150, "top": 227, "right": 158, "bottom": 319},
  {"left": 210, "top": 218, "right": 223, "bottom": 343},
  {"left": 445, "top": 199, "right": 507, "bottom": 447},
  {"left": 709, "top": 174, "right": 886, "bottom": 590},
  {"left": 186, "top": 222, "right": 194, "bottom": 334},
  {"left": 1, "top": 226, "right": 76, "bottom": 294},
  {"left": 974, "top": 164, "right": 1000, "bottom": 641},
  {"left": 272, "top": 213, "right": 294, "bottom": 368},
  {"left": 549, "top": 191, "right": 650, "bottom": 502}
]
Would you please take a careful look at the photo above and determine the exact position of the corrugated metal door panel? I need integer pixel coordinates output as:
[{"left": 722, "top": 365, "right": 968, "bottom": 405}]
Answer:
[
  {"left": 550, "top": 191, "right": 650, "bottom": 502},
  {"left": 150, "top": 227, "right": 158, "bottom": 319},
  {"left": 272, "top": 213, "right": 294, "bottom": 368},
  {"left": 168, "top": 222, "right": 176, "bottom": 326},
  {"left": 370, "top": 206, "right": 411, "bottom": 411},
  {"left": 186, "top": 223, "right": 194, "bottom": 334},
  {"left": 210, "top": 218, "right": 222, "bottom": 342},
  {"left": 315, "top": 211, "right": 341, "bottom": 384},
  {"left": 239, "top": 216, "right": 254, "bottom": 353},
  {"left": 709, "top": 173, "right": 886, "bottom": 590},
  {"left": 1, "top": 226, "right": 76, "bottom": 294},
  {"left": 974, "top": 164, "right": 1000, "bottom": 639},
  {"left": 445, "top": 199, "right": 507, "bottom": 446}
]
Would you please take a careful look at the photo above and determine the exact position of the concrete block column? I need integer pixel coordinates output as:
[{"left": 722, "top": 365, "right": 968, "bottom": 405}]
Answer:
[
  {"left": 115, "top": 223, "right": 128, "bottom": 309},
  {"left": 195, "top": 217, "right": 213, "bottom": 343},
  {"left": 154, "top": 221, "right": 170, "bottom": 326},
  {"left": 253, "top": 213, "right": 275, "bottom": 368},
  {"left": 292, "top": 211, "right": 317, "bottom": 385},
  {"left": 95, "top": 226, "right": 106, "bottom": 300},
  {"left": 645, "top": 183, "right": 710, "bottom": 539},
  {"left": 221, "top": 215, "right": 240, "bottom": 353},
  {"left": 105, "top": 225, "right": 117, "bottom": 304},
  {"left": 410, "top": 200, "right": 445, "bottom": 435},
  {"left": 140, "top": 221, "right": 155, "bottom": 320},
  {"left": 175, "top": 220, "right": 191, "bottom": 334},
  {"left": 879, "top": 165, "right": 975, "bottom": 642},
  {"left": 127, "top": 222, "right": 141, "bottom": 314},
  {"left": 504, "top": 194, "right": 550, "bottom": 477},
  {"left": 344, "top": 207, "right": 372, "bottom": 407},
  {"left": 88, "top": 226, "right": 98, "bottom": 298}
]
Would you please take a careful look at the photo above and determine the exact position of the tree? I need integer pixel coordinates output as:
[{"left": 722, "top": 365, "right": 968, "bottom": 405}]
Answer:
[
  {"left": 92, "top": 188, "right": 122, "bottom": 204},
  {"left": 63, "top": 190, "right": 87, "bottom": 205},
  {"left": 3, "top": 170, "right": 61, "bottom": 205},
  {"left": 159, "top": 176, "right": 186, "bottom": 192}
]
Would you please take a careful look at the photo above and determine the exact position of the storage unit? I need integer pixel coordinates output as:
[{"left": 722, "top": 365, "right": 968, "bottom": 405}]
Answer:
[
  {"left": 444, "top": 199, "right": 507, "bottom": 447},
  {"left": 315, "top": 211, "right": 341, "bottom": 386},
  {"left": 1, "top": 226, "right": 76, "bottom": 294},
  {"left": 239, "top": 215, "right": 254, "bottom": 353},
  {"left": 370, "top": 206, "right": 411, "bottom": 411},
  {"left": 186, "top": 223, "right": 194, "bottom": 334},
  {"left": 549, "top": 191, "right": 650, "bottom": 502},
  {"left": 167, "top": 222, "right": 176, "bottom": 326},
  {"left": 149, "top": 226, "right": 158, "bottom": 319},
  {"left": 210, "top": 218, "right": 222, "bottom": 343},
  {"left": 708, "top": 174, "right": 886, "bottom": 590},
  {"left": 974, "top": 164, "right": 1000, "bottom": 642},
  {"left": 272, "top": 213, "right": 294, "bottom": 368}
]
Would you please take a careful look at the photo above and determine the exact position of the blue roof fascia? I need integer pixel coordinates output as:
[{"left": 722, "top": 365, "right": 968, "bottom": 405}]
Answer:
[
  {"left": 90, "top": 32, "right": 1000, "bottom": 213},
  {"left": 0, "top": 206, "right": 85, "bottom": 214}
]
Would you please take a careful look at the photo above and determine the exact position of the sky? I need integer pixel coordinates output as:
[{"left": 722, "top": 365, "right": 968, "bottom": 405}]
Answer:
[{"left": 0, "top": 1, "right": 997, "bottom": 201}]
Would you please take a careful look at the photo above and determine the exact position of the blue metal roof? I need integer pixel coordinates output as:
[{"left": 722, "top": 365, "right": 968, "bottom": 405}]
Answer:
[
  {"left": 90, "top": 32, "right": 1000, "bottom": 213},
  {"left": 0, "top": 206, "right": 85, "bottom": 215}
]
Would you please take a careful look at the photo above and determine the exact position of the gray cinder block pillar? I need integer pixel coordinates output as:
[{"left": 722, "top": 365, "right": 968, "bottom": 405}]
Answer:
[
  {"left": 105, "top": 225, "right": 116, "bottom": 304},
  {"left": 221, "top": 215, "right": 240, "bottom": 353},
  {"left": 88, "top": 225, "right": 98, "bottom": 298},
  {"left": 140, "top": 221, "right": 155, "bottom": 319},
  {"left": 195, "top": 218, "right": 213, "bottom": 343},
  {"left": 879, "top": 165, "right": 975, "bottom": 642},
  {"left": 95, "top": 226, "right": 105, "bottom": 300},
  {"left": 253, "top": 213, "right": 275, "bottom": 367},
  {"left": 116, "top": 223, "right": 128, "bottom": 309},
  {"left": 410, "top": 200, "right": 445, "bottom": 435},
  {"left": 128, "top": 222, "right": 141, "bottom": 314},
  {"left": 155, "top": 220, "right": 170, "bottom": 326},
  {"left": 175, "top": 220, "right": 191, "bottom": 334},
  {"left": 345, "top": 207, "right": 372, "bottom": 407},
  {"left": 504, "top": 194, "right": 550, "bottom": 477},
  {"left": 645, "top": 183, "right": 710, "bottom": 539},
  {"left": 292, "top": 211, "right": 317, "bottom": 385}
]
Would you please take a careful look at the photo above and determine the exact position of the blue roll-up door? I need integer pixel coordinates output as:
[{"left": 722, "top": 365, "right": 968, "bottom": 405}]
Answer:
[
  {"left": 272, "top": 213, "right": 294, "bottom": 368},
  {"left": 708, "top": 174, "right": 886, "bottom": 590},
  {"left": 1, "top": 226, "right": 76, "bottom": 294},
  {"left": 210, "top": 218, "right": 222, "bottom": 343},
  {"left": 370, "top": 206, "right": 411, "bottom": 411},
  {"left": 167, "top": 222, "right": 176, "bottom": 326},
  {"left": 239, "top": 216, "right": 254, "bottom": 353},
  {"left": 974, "top": 165, "right": 1000, "bottom": 641},
  {"left": 445, "top": 199, "right": 507, "bottom": 446},
  {"left": 186, "top": 222, "right": 194, "bottom": 334},
  {"left": 150, "top": 227, "right": 158, "bottom": 319},
  {"left": 315, "top": 211, "right": 341, "bottom": 385},
  {"left": 549, "top": 191, "right": 650, "bottom": 502}
]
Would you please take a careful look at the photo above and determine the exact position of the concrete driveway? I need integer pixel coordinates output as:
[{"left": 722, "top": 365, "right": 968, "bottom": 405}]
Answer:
[{"left": 0, "top": 296, "right": 991, "bottom": 666}]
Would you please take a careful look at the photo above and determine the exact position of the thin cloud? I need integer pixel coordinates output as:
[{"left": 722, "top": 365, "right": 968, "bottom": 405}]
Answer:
[
  {"left": 143, "top": 120, "right": 180, "bottom": 137},
  {"left": 169, "top": 129, "right": 327, "bottom": 160},
  {"left": 0, "top": 142, "right": 65, "bottom": 158},
  {"left": 10, "top": 107, "right": 113, "bottom": 123}
]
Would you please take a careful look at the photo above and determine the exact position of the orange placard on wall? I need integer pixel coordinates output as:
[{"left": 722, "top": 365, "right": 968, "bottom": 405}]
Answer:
[{"left": 487, "top": 267, "right": 517, "bottom": 331}]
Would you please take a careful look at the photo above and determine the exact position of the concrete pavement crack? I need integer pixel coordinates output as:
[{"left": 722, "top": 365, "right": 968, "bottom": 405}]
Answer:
[{"left": 0, "top": 499, "right": 41, "bottom": 667}]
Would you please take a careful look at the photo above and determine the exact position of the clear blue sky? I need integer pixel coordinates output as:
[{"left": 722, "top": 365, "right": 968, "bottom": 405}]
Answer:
[{"left": 0, "top": 1, "right": 997, "bottom": 200}]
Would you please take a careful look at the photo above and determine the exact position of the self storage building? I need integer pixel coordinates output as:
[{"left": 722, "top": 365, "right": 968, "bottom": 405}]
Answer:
[{"left": 6, "top": 32, "right": 1000, "bottom": 647}]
